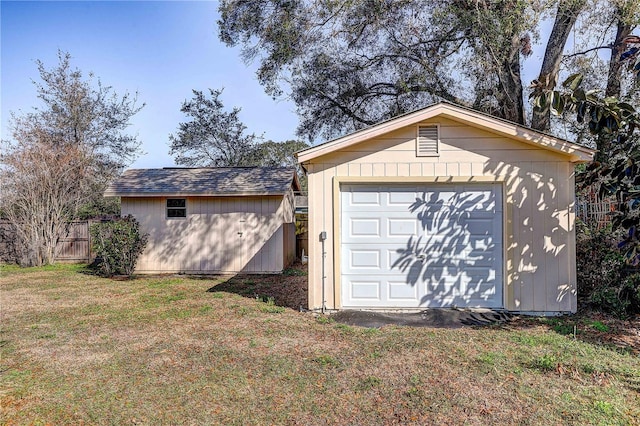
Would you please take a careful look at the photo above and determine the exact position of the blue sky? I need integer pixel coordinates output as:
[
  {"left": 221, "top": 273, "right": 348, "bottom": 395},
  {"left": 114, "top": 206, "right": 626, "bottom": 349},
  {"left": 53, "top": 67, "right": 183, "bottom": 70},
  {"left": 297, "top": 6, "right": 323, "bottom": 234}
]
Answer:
[{"left": 1, "top": 0, "right": 300, "bottom": 169}]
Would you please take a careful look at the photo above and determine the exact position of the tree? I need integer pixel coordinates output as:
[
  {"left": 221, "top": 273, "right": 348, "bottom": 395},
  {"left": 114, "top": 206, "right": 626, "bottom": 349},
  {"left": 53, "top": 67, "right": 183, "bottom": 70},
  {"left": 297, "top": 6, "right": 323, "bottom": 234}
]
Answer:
[
  {"left": 533, "top": 72, "right": 639, "bottom": 263},
  {"left": 218, "top": 0, "right": 635, "bottom": 138},
  {"left": 169, "top": 89, "right": 260, "bottom": 167},
  {"left": 249, "top": 139, "right": 310, "bottom": 190},
  {"left": 0, "top": 51, "right": 143, "bottom": 266},
  {"left": 530, "top": 0, "right": 587, "bottom": 131},
  {"left": 29, "top": 51, "right": 143, "bottom": 172},
  {"left": 169, "top": 89, "right": 309, "bottom": 185},
  {"left": 539, "top": 1, "right": 640, "bottom": 155},
  {"left": 249, "top": 139, "right": 309, "bottom": 168},
  {"left": 0, "top": 130, "right": 92, "bottom": 265}
]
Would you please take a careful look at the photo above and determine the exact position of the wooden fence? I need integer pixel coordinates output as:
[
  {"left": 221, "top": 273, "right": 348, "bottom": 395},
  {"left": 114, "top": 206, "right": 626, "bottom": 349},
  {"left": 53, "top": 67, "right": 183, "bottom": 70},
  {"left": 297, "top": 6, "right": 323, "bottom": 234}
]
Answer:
[
  {"left": 0, "top": 219, "right": 110, "bottom": 264},
  {"left": 57, "top": 221, "right": 92, "bottom": 262}
]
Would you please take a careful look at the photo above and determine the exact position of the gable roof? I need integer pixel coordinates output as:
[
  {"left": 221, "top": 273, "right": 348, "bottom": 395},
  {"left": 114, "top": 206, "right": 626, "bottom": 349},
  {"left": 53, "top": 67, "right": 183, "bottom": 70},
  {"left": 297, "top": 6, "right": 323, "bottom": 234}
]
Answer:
[
  {"left": 296, "top": 101, "right": 595, "bottom": 164},
  {"left": 104, "top": 167, "right": 300, "bottom": 197}
]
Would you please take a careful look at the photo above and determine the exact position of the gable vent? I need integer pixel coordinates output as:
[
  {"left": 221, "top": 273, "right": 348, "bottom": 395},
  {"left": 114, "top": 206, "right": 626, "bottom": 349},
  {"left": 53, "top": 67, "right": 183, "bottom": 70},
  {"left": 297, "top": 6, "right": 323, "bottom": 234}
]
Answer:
[{"left": 417, "top": 125, "right": 439, "bottom": 156}]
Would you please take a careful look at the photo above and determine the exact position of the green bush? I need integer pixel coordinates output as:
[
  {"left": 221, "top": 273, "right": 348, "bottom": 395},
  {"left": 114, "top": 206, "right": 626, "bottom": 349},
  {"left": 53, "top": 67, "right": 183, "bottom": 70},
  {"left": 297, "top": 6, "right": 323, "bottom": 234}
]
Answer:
[
  {"left": 576, "top": 222, "right": 625, "bottom": 297},
  {"left": 590, "top": 273, "right": 640, "bottom": 318},
  {"left": 576, "top": 221, "right": 640, "bottom": 317},
  {"left": 90, "top": 215, "right": 148, "bottom": 277}
]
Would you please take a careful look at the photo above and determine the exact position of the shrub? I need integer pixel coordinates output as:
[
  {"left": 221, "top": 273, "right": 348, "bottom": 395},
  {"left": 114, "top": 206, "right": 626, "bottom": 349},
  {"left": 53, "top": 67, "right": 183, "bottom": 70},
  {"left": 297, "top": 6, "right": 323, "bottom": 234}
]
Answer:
[
  {"left": 590, "top": 273, "right": 640, "bottom": 318},
  {"left": 576, "top": 222, "right": 626, "bottom": 297},
  {"left": 576, "top": 221, "right": 640, "bottom": 317},
  {"left": 90, "top": 215, "right": 148, "bottom": 277}
]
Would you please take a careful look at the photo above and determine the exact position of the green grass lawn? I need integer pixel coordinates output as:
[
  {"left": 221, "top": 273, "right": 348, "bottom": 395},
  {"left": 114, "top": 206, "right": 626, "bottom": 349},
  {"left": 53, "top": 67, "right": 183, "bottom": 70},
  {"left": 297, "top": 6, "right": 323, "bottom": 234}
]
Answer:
[{"left": 1, "top": 264, "right": 639, "bottom": 425}]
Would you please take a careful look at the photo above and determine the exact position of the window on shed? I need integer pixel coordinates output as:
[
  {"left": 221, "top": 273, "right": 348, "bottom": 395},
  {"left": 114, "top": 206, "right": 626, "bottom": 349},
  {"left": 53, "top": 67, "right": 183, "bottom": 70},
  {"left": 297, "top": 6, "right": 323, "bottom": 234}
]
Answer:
[
  {"left": 167, "top": 198, "right": 186, "bottom": 218},
  {"left": 416, "top": 125, "right": 439, "bottom": 156}
]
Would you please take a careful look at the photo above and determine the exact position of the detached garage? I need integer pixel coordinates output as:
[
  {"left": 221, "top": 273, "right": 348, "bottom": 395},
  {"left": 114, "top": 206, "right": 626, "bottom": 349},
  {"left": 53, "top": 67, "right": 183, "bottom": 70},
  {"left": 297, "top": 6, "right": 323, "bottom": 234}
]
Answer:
[
  {"left": 105, "top": 167, "right": 300, "bottom": 274},
  {"left": 297, "top": 102, "right": 595, "bottom": 314}
]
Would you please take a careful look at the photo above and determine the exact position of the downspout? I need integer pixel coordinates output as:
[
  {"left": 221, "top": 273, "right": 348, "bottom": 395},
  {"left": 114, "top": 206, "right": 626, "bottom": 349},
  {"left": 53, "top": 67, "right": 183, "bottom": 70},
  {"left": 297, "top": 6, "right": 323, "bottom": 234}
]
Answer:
[{"left": 319, "top": 231, "right": 327, "bottom": 314}]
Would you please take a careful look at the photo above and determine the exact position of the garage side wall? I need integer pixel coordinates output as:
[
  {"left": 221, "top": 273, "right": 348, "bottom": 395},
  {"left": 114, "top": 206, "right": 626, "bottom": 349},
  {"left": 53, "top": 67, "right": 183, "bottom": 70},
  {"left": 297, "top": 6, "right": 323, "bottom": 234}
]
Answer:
[
  {"left": 121, "top": 195, "right": 287, "bottom": 274},
  {"left": 305, "top": 117, "right": 577, "bottom": 313}
]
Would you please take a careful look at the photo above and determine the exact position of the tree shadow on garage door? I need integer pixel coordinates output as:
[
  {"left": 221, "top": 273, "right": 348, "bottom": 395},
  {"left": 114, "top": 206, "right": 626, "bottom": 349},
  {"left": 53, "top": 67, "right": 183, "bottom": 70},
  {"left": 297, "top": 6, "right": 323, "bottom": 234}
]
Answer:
[{"left": 391, "top": 188, "right": 502, "bottom": 308}]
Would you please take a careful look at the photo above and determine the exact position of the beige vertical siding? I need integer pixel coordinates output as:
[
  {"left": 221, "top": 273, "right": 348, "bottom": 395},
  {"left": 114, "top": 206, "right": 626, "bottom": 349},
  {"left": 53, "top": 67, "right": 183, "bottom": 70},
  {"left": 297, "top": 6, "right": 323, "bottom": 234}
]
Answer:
[
  {"left": 305, "top": 117, "right": 579, "bottom": 313},
  {"left": 122, "top": 195, "right": 293, "bottom": 274}
]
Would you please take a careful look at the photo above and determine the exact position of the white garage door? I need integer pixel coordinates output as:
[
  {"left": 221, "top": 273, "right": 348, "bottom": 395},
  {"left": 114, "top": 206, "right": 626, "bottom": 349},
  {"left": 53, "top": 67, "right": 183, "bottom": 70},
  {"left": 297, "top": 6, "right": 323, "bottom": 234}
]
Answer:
[{"left": 341, "top": 183, "right": 503, "bottom": 309}]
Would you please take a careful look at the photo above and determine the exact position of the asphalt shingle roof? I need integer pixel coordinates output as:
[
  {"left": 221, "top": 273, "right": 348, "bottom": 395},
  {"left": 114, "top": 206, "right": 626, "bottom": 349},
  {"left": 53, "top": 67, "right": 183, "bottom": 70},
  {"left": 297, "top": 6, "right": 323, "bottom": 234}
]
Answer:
[{"left": 105, "top": 167, "right": 299, "bottom": 197}]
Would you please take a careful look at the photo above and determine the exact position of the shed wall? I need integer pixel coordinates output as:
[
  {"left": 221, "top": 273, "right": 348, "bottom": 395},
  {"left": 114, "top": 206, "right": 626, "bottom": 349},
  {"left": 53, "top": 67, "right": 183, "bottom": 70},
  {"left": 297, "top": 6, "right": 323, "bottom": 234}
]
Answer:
[
  {"left": 122, "top": 195, "right": 292, "bottom": 274},
  {"left": 305, "top": 117, "right": 577, "bottom": 313}
]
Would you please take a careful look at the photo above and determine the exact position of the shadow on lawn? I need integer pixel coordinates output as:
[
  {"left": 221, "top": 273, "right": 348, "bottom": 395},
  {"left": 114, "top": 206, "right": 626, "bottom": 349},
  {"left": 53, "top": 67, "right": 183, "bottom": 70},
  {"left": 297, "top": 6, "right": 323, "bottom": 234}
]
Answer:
[
  {"left": 547, "top": 311, "right": 640, "bottom": 356},
  {"left": 508, "top": 310, "right": 640, "bottom": 357},
  {"left": 206, "top": 262, "right": 308, "bottom": 311}
]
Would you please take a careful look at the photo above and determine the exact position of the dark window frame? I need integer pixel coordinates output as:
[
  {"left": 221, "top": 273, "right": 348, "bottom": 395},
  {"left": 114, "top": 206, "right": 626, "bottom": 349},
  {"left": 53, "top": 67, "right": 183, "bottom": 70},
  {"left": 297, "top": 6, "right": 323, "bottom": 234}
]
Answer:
[{"left": 166, "top": 198, "right": 187, "bottom": 218}]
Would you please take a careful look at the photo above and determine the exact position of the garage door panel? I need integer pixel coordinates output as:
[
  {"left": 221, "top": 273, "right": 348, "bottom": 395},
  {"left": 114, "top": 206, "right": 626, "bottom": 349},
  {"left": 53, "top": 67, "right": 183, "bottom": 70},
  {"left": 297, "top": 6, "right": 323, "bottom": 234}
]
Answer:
[
  {"left": 341, "top": 183, "right": 503, "bottom": 309},
  {"left": 350, "top": 249, "right": 381, "bottom": 269},
  {"left": 464, "top": 218, "right": 496, "bottom": 236},
  {"left": 421, "top": 270, "right": 501, "bottom": 308},
  {"left": 344, "top": 213, "right": 421, "bottom": 243},
  {"left": 343, "top": 275, "right": 418, "bottom": 307},
  {"left": 418, "top": 251, "right": 498, "bottom": 268},
  {"left": 350, "top": 280, "right": 381, "bottom": 301},
  {"left": 421, "top": 214, "right": 498, "bottom": 235},
  {"left": 349, "top": 218, "right": 381, "bottom": 237},
  {"left": 388, "top": 218, "right": 419, "bottom": 237},
  {"left": 418, "top": 189, "right": 456, "bottom": 204},
  {"left": 388, "top": 280, "right": 419, "bottom": 301},
  {"left": 388, "top": 189, "right": 419, "bottom": 206},
  {"left": 345, "top": 246, "right": 404, "bottom": 274},
  {"left": 350, "top": 190, "right": 381, "bottom": 206}
]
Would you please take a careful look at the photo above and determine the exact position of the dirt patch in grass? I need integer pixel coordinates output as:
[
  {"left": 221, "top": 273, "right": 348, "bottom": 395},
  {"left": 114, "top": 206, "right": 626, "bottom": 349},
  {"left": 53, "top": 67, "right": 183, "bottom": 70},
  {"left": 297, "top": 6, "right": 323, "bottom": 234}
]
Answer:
[
  {"left": 208, "top": 261, "right": 308, "bottom": 310},
  {"left": 1, "top": 265, "right": 639, "bottom": 425}
]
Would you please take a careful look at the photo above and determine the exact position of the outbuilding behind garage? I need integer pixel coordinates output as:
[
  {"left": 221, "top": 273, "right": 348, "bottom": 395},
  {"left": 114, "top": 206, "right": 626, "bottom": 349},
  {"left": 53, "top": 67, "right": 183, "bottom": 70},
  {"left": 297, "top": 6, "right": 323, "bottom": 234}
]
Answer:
[
  {"left": 297, "top": 102, "right": 595, "bottom": 314},
  {"left": 105, "top": 167, "right": 300, "bottom": 274}
]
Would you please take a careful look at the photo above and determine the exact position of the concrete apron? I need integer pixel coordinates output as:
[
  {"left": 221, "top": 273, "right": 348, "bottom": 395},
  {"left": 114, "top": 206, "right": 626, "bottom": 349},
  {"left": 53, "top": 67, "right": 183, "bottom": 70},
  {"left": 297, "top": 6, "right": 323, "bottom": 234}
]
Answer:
[{"left": 330, "top": 309, "right": 514, "bottom": 329}]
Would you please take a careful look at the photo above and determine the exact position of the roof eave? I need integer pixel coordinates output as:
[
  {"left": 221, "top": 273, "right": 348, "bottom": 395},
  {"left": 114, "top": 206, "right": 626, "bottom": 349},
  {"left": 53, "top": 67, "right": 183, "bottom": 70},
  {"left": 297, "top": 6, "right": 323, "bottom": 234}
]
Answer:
[
  {"left": 103, "top": 191, "right": 289, "bottom": 198},
  {"left": 297, "top": 102, "right": 596, "bottom": 163}
]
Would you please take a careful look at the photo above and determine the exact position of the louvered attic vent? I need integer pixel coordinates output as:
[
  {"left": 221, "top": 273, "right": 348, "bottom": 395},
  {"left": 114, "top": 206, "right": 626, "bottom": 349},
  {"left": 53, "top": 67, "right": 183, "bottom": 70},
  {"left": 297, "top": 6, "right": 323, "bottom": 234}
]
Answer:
[{"left": 416, "top": 125, "right": 439, "bottom": 156}]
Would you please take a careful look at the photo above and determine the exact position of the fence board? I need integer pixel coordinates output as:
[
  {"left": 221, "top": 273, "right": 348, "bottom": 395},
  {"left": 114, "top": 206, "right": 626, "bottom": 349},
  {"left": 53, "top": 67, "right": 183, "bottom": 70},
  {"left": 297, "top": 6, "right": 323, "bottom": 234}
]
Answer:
[
  {"left": 0, "top": 220, "right": 97, "bottom": 264},
  {"left": 57, "top": 221, "right": 91, "bottom": 262}
]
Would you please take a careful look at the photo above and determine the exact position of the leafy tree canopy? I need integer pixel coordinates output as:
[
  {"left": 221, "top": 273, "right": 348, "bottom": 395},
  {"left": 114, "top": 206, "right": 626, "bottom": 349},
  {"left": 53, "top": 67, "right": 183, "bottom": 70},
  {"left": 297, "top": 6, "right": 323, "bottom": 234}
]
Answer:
[
  {"left": 29, "top": 50, "right": 144, "bottom": 173},
  {"left": 169, "top": 88, "right": 308, "bottom": 173},
  {"left": 218, "top": 0, "right": 636, "bottom": 140},
  {"left": 249, "top": 139, "right": 310, "bottom": 168},
  {"left": 534, "top": 73, "right": 639, "bottom": 263},
  {"left": 0, "top": 50, "right": 144, "bottom": 265},
  {"left": 169, "top": 88, "right": 260, "bottom": 167}
]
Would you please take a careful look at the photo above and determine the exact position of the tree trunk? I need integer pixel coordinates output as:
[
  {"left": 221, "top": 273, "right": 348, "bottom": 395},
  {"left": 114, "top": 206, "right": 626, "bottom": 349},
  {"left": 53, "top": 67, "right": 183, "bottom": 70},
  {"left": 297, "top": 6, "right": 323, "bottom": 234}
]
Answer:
[
  {"left": 605, "top": 16, "right": 633, "bottom": 98},
  {"left": 597, "top": 14, "right": 635, "bottom": 161},
  {"left": 497, "top": 34, "right": 525, "bottom": 125},
  {"left": 531, "top": 0, "right": 586, "bottom": 131}
]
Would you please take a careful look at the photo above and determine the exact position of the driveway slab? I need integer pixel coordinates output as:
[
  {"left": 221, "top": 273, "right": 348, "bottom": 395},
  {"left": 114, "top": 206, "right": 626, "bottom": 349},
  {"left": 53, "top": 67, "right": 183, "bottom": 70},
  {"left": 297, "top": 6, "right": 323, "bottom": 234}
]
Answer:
[{"left": 331, "top": 309, "right": 514, "bottom": 329}]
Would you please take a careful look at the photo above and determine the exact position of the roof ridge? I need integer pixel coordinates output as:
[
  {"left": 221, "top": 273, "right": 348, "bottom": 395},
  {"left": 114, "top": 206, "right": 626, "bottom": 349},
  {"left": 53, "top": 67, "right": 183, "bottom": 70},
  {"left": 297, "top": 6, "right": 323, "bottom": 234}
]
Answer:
[{"left": 160, "top": 166, "right": 294, "bottom": 170}]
